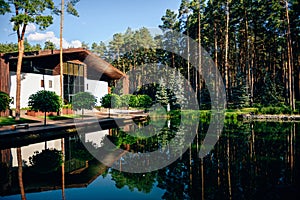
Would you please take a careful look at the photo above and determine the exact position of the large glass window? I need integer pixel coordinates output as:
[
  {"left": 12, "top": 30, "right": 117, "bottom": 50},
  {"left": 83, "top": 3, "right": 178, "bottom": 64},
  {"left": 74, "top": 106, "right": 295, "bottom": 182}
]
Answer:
[{"left": 63, "top": 62, "right": 85, "bottom": 103}]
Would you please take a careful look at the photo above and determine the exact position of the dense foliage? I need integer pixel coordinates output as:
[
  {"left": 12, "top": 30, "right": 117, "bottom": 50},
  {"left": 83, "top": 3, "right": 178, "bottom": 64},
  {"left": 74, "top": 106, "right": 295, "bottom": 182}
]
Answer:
[
  {"left": 91, "top": 0, "right": 299, "bottom": 111},
  {"left": 28, "top": 90, "right": 61, "bottom": 125},
  {"left": 1, "top": 0, "right": 299, "bottom": 112},
  {"left": 72, "top": 92, "right": 97, "bottom": 111},
  {"left": 28, "top": 90, "right": 61, "bottom": 113},
  {"left": 29, "top": 149, "right": 62, "bottom": 174},
  {"left": 0, "top": 91, "right": 10, "bottom": 112},
  {"left": 101, "top": 94, "right": 153, "bottom": 109}
]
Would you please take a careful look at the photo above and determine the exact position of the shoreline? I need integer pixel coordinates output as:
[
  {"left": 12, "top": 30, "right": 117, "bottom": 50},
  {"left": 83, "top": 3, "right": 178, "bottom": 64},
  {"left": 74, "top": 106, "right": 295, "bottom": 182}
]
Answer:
[{"left": 238, "top": 114, "right": 300, "bottom": 121}]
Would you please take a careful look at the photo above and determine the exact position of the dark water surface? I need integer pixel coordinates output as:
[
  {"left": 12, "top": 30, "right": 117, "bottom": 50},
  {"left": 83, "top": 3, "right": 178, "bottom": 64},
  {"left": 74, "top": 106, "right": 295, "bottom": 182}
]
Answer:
[{"left": 0, "top": 119, "right": 299, "bottom": 200}]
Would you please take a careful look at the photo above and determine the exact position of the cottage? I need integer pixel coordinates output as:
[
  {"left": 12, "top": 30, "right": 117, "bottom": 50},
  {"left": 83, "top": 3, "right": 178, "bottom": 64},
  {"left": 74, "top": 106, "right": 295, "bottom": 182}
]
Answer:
[{"left": 0, "top": 48, "right": 125, "bottom": 116}]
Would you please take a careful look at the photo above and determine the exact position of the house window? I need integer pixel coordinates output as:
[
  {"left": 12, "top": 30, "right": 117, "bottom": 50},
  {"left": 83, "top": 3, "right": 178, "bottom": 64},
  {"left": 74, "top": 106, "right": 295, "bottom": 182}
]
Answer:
[
  {"left": 49, "top": 80, "right": 53, "bottom": 88},
  {"left": 86, "top": 84, "right": 88, "bottom": 90},
  {"left": 63, "top": 62, "right": 85, "bottom": 102},
  {"left": 41, "top": 80, "right": 44, "bottom": 88}
]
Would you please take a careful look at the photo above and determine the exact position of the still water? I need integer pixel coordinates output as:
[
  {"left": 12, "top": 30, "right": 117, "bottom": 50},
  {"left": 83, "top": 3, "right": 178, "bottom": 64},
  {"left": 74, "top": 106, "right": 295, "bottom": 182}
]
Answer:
[{"left": 0, "top": 118, "right": 299, "bottom": 200}]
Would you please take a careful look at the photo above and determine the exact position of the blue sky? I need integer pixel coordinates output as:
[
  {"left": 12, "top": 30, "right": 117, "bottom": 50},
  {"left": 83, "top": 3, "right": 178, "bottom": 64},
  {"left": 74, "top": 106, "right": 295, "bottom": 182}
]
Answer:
[{"left": 0, "top": 0, "right": 181, "bottom": 48}]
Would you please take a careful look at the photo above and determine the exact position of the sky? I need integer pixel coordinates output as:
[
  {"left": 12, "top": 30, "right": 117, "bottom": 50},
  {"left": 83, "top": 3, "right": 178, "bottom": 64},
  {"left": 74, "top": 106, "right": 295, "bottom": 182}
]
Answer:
[{"left": 0, "top": 0, "right": 181, "bottom": 49}]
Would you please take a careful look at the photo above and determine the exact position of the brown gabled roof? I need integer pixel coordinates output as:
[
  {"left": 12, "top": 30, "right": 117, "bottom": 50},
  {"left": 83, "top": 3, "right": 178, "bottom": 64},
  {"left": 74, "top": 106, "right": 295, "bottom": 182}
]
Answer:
[{"left": 6, "top": 48, "right": 125, "bottom": 81}]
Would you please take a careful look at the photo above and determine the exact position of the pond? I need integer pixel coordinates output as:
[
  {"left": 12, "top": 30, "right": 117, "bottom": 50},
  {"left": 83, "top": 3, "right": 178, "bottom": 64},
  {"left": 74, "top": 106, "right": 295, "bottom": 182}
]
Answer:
[{"left": 0, "top": 117, "right": 299, "bottom": 200}]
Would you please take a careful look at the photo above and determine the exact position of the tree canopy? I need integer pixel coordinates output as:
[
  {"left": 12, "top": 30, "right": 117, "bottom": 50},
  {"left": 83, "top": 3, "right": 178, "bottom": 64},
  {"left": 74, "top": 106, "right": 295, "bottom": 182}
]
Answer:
[
  {"left": 72, "top": 92, "right": 96, "bottom": 116},
  {"left": 28, "top": 90, "right": 61, "bottom": 125}
]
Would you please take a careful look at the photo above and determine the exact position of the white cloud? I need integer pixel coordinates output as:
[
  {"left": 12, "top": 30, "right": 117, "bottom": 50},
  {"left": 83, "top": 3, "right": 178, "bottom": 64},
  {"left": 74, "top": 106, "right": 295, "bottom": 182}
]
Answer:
[
  {"left": 26, "top": 23, "right": 36, "bottom": 34},
  {"left": 27, "top": 31, "right": 55, "bottom": 41},
  {"left": 27, "top": 31, "right": 82, "bottom": 48}
]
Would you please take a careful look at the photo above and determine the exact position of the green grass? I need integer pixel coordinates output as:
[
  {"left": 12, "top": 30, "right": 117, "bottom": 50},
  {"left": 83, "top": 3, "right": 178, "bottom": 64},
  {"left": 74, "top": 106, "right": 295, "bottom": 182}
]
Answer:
[
  {"left": 37, "top": 114, "right": 82, "bottom": 121},
  {"left": 0, "top": 117, "right": 40, "bottom": 126}
]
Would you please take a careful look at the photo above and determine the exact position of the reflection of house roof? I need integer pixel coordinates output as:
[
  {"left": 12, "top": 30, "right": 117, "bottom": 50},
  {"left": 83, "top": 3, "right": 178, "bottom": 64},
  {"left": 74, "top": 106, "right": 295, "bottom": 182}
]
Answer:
[{"left": 5, "top": 48, "right": 125, "bottom": 81}]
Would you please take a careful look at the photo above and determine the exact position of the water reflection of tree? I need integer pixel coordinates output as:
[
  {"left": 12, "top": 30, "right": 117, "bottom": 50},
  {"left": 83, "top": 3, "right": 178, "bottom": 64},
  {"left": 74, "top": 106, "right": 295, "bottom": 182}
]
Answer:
[
  {"left": 153, "top": 121, "right": 298, "bottom": 200},
  {"left": 110, "top": 169, "right": 158, "bottom": 194},
  {"left": 17, "top": 147, "right": 26, "bottom": 200},
  {"left": 108, "top": 118, "right": 180, "bottom": 153},
  {"left": 29, "top": 149, "right": 62, "bottom": 174}
]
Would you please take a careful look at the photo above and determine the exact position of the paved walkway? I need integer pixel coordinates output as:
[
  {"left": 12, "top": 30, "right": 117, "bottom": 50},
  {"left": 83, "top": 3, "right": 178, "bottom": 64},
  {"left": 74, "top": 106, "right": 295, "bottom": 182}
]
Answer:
[
  {"left": 0, "top": 111, "right": 148, "bottom": 136},
  {"left": 0, "top": 114, "right": 72, "bottom": 132}
]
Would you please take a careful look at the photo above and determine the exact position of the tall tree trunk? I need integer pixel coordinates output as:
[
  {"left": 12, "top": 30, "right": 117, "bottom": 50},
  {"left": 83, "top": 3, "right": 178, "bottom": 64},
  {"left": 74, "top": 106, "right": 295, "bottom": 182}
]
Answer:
[
  {"left": 14, "top": 2, "right": 27, "bottom": 121},
  {"left": 244, "top": 3, "right": 252, "bottom": 106},
  {"left": 187, "top": 19, "right": 190, "bottom": 93},
  {"left": 60, "top": 0, "right": 65, "bottom": 110},
  {"left": 15, "top": 39, "right": 24, "bottom": 120},
  {"left": 224, "top": 0, "right": 231, "bottom": 105},
  {"left": 227, "top": 133, "right": 232, "bottom": 199},
  {"left": 17, "top": 148, "right": 26, "bottom": 200},
  {"left": 198, "top": 2, "right": 202, "bottom": 105},
  {"left": 214, "top": 18, "right": 219, "bottom": 103},
  {"left": 61, "top": 138, "right": 65, "bottom": 200},
  {"left": 285, "top": 0, "right": 295, "bottom": 110}
]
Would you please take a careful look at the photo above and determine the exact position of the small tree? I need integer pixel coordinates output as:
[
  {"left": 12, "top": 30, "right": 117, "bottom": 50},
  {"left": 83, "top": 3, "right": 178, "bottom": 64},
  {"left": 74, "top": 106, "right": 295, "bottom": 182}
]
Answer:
[
  {"left": 0, "top": 91, "right": 10, "bottom": 113},
  {"left": 28, "top": 90, "right": 61, "bottom": 125},
  {"left": 100, "top": 94, "right": 121, "bottom": 117},
  {"left": 72, "top": 92, "right": 96, "bottom": 118}
]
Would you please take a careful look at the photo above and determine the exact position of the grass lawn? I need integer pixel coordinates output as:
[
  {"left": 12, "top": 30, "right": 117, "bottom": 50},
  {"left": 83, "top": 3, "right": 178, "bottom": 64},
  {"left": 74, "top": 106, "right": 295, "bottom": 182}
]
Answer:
[
  {"left": 37, "top": 114, "right": 92, "bottom": 121},
  {"left": 0, "top": 117, "right": 40, "bottom": 126}
]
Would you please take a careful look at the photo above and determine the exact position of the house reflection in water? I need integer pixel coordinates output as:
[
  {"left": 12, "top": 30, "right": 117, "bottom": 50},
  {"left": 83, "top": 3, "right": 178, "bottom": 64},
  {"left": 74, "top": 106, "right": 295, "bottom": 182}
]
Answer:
[{"left": 0, "top": 129, "right": 111, "bottom": 197}]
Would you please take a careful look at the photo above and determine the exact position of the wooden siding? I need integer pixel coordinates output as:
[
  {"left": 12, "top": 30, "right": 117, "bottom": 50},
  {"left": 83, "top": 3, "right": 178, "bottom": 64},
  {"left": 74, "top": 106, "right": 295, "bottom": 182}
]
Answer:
[{"left": 0, "top": 54, "right": 10, "bottom": 117}]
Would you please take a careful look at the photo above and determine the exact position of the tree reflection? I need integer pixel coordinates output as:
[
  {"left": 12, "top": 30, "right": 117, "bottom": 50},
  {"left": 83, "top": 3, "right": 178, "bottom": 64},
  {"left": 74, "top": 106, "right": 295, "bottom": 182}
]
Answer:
[
  {"left": 17, "top": 147, "right": 26, "bottom": 200},
  {"left": 110, "top": 169, "right": 157, "bottom": 193}
]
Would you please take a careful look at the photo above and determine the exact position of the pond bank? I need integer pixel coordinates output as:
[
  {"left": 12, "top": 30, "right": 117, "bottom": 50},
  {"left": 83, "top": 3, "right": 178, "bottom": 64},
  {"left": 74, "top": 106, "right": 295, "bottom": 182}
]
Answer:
[{"left": 238, "top": 113, "right": 300, "bottom": 121}]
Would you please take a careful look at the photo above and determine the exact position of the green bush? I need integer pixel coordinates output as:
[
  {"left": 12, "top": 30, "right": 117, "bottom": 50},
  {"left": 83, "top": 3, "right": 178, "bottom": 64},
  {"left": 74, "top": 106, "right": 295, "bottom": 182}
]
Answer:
[
  {"left": 120, "top": 94, "right": 133, "bottom": 107},
  {"left": 101, "top": 94, "right": 153, "bottom": 109},
  {"left": 0, "top": 91, "right": 10, "bottom": 112},
  {"left": 258, "top": 106, "right": 292, "bottom": 114},
  {"left": 100, "top": 94, "right": 121, "bottom": 108},
  {"left": 137, "top": 95, "right": 152, "bottom": 108},
  {"left": 129, "top": 95, "right": 139, "bottom": 107}
]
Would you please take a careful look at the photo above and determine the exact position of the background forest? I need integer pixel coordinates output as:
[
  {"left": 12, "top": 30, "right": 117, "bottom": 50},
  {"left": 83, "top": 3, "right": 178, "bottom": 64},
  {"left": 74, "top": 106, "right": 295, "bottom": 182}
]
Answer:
[{"left": 1, "top": 0, "right": 299, "bottom": 112}]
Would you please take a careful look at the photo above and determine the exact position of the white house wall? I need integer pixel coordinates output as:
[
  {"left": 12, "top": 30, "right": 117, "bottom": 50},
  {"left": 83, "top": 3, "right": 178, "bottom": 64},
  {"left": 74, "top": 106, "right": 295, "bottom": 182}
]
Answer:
[
  {"left": 10, "top": 72, "right": 109, "bottom": 108},
  {"left": 10, "top": 72, "right": 60, "bottom": 108},
  {"left": 85, "top": 79, "right": 108, "bottom": 106}
]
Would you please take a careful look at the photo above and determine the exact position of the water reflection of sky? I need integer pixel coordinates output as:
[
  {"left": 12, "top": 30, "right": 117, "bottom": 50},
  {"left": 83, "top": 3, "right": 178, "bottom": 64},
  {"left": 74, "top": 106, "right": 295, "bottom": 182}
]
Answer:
[{"left": 1, "top": 174, "right": 165, "bottom": 200}]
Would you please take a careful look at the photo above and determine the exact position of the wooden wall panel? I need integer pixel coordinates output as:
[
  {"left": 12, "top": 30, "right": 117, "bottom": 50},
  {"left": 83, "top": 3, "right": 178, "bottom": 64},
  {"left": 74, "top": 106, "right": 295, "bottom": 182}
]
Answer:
[{"left": 0, "top": 54, "right": 10, "bottom": 117}]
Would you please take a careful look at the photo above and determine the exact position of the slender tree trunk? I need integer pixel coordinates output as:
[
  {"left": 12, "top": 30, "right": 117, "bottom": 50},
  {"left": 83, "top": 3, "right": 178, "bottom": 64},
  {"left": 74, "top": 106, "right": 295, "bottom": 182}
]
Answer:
[
  {"left": 60, "top": 0, "right": 65, "bottom": 112},
  {"left": 15, "top": 39, "right": 24, "bottom": 120},
  {"left": 227, "top": 133, "right": 232, "bottom": 199},
  {"left": 214, "top": 18, "right": 219, "bottom": 104},
  {"left": 244, "top": 4, "right": 252, "bottom": 106},
  {"left": 224, "top": 0, "right": 231, "bottom": 105},
  {"left": 44, "top": 111, "right": 47, "bottom": 126},
  {"left": 14, "top": 3, "right": 27, "bottom": 120},
  {"left": 198, "top": 3, "right": 202, "bottom": 105},
  {"left": 187, "top": 21, "right": 190, "bottom": 92},
  {"left": 285, "top": 0, "right": 295, "bottom": 110},
  {"left": 200, "top": 158, "right": 204, "bottom": 200},
  {"left": 61, "top": 138, "right": 65, "bottom": 200},
  {"left": 17, "top": 148, "right": 26, "bottom": 200}
]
